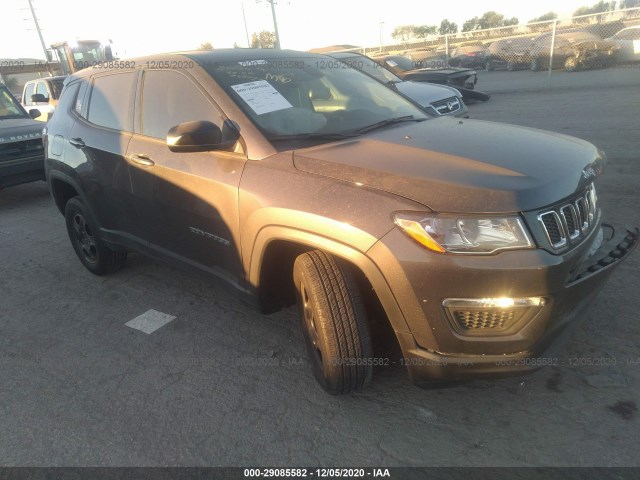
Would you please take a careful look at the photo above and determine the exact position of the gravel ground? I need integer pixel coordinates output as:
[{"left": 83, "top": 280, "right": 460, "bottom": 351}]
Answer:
[{"left": 0, "top": 82, "right": 638, "bottom": 467}]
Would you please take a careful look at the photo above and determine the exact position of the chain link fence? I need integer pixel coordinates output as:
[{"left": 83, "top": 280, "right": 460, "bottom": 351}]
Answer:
[{"left": 355, "top": 7, "right": 640, "bottom": 77}]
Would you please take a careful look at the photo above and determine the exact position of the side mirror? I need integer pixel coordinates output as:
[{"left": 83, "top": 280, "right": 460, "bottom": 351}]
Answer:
[
  {"left": 31, "top": 93, "right": 48, "bottom": 103},
  {"left": 29, "top": 109, "right": 41, "bottom": 119},
  {"left": 167, "top": 120, "right": 239, "bottom": 153}
]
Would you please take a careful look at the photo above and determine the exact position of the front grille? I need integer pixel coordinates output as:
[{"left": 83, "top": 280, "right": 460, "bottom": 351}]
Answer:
[
  {"left": 454, "top": 310, "right": 515, "bottom": 330},
  {"left": 431, "top": 96, "right": 461, "bottom": 115},
  {"left": 538, "top": 184, "right": 598, "bottom": 251},
  {"left": 0, "top": 138, "right": 44, "bottom": 163}
]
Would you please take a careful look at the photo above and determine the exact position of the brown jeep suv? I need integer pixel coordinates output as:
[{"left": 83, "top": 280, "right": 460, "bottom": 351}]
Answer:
[{"left": 44, "top": 49, "right": 637, "bottom": 394}]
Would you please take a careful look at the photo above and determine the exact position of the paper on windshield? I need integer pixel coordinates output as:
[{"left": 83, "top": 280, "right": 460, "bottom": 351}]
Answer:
[{"left": 230, "top": 80, "right": 293, "bottom": 115}]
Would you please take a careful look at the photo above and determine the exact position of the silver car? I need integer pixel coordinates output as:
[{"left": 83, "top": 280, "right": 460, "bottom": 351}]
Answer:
[
  {"left": 329, "top": 52, "right": 468, "bottom": 118},
  {"left": 608, "top": 26, "right": 640, "bottom": 63}
]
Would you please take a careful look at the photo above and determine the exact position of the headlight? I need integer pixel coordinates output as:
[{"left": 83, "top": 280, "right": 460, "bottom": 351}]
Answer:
[{"left": 394, "top": 213, "right": 534, "bottom": 254}]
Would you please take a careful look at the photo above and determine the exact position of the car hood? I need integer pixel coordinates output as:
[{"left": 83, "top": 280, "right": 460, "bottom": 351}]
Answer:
[
  {"left": 0, "top": 117, "right": 43, "bottom": 144},
  {"left": 394, "top": 81, "right": 460, "bottom": 107},
  {"left": 292, "top": 117, "right": 604, "bottom": 213}
]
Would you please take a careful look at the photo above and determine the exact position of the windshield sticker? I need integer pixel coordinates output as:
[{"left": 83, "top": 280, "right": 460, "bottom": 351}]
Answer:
[
  {"left": 238, "top": 60, "right": 268, "bottom": 67},
  {"left": 231, "top": 80, "right": 293, "bottom": 115}
]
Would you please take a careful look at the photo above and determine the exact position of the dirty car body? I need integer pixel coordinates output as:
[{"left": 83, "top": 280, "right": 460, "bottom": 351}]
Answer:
[{"left": 44, "top": 49, "right": 637, "bottom": 394}]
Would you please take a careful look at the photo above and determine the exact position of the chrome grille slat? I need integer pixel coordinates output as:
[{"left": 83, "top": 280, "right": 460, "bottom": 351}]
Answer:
[{"left": 538, "top": 184, "right": 598, "bottom": 251}]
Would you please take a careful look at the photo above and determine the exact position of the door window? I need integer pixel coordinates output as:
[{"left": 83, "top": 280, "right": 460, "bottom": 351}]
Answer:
[
  {"left": 36, "top": 82, "right": 49, "bottom": 102},
  {"left": 141, "top": 70, "right": 223, "bottom": 140},
  {"left": 87, "top": 72, "right": 136, "bottom": 131}
]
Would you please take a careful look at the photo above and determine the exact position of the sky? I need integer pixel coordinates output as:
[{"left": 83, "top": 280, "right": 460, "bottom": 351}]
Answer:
[{"left": 1, "top": 0, "right": 609, "bottom": 60}]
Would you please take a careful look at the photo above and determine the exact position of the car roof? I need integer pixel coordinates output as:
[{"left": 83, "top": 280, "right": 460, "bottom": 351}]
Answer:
[
  {"left": 25, "top": 76, "right": 66, "bottom": 84},
  {"left": 69, "top": 49, "right": 331, "bottom": 80}
]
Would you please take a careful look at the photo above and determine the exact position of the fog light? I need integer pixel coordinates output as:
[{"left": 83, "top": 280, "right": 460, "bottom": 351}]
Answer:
[{"left": 442, "top": 297, "right": 545, "bottom": 336}]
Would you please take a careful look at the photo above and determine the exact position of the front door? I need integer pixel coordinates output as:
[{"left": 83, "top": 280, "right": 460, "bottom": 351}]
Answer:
[{"left": 126, "top": 68, "right": 246, "bottom": 281}]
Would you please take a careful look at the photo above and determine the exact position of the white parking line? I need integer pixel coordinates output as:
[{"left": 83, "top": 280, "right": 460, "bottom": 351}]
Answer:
[{"left": 125, "top": 309, "right": 176, "bottom": 334}]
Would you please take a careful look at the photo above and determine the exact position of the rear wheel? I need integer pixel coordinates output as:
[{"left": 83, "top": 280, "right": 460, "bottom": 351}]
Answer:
[
  {"left": 293, "top": 250, "right": 372, "bottom": 394},
  {"left": 65, "top": 197, "right": 127, "bottom": 275}
]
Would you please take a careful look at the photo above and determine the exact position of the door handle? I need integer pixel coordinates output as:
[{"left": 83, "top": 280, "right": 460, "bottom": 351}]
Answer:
[
  {"left": 129, "top": 154, "right": 155, "bottom": 166},
  {"left": 69, "top": 137, "right": 85, "bottom": 148}
]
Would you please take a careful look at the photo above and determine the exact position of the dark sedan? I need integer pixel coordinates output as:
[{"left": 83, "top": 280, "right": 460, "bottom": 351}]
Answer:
[
  {"left": 373, "top": 55, "right": 490, "bottom": 102},
  {"left": 530, "top": 31, "right": 619, "bottom": 71}
]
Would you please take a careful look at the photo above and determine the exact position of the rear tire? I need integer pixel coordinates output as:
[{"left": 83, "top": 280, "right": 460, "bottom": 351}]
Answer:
[
  {"left": 65, "top": 197, "right": 127, "bottom": 275},
  {"left": 293, "top": 250, "right": 372, "bottom": 394}
]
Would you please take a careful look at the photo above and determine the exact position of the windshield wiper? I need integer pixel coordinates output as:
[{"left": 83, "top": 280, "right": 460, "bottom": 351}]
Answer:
[
  {"left": 354, "top": 115, "right": 425, "bottom": 135},
  {"left": 269, "top": 132, "right": 360, "bottom": 141}
]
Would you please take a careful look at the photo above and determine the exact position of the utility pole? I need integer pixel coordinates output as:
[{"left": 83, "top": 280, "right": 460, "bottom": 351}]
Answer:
[
  {"left": 241, "top": 2, "right": 251, "bottom": 47},
  {"left": 26, "top": 0, "right": 50, "bottom": 60},
  {"left": 257, "top": 0, "right": 281, "bottom": 49},
  {"left": 267, "top": 0, "right": 281, "bottom": 49}
]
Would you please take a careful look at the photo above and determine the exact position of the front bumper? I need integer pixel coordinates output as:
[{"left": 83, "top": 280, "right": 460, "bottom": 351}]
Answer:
[{"left": 368, "top": 224, "right": 638, "bottom": 382}]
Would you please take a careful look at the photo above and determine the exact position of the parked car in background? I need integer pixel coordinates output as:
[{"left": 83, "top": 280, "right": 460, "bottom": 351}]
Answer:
[
  {"left": 21, "top": 76, "right": 66, "bottom": 122},
  {"left": 448, "top": 43, "right": 488, "bottom": 69},
  {"left": 0, "top": 83, "right": 44, "bottom": 189},
  {"left": 373, "top": 55, "right": 490, "bottom": 102},
  {"left": 485, "top": 37, "right": 535, "bottom": 71},
  {"left": 529, "top": 31, "right": 619, "bottom": 71},
  {"left": 607, "top": 26, "right": 640, "bottom": 63},
  {"left": 329, "top": 52, "right": 468, "bottom": 117},
  {"left": 45, "top": 49, "right": 637, "bottom": 394},
  {"left": 403, "top": 46, "right": 448, "bottom": 68}
]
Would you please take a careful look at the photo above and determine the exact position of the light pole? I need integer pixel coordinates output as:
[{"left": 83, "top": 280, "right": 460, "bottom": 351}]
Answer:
[{"left": 379, "top": 21, "right": 384, "bottom": 52}]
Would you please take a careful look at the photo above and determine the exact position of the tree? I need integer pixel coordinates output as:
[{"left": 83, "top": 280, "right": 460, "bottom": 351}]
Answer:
[
  {"left": 574, "top": 1, "right": 616, "bottom": 22},
  {"left": 415, "top": 25, "right": 438, "bottom": 37},
  {"left": 198, "top": 42, "right": 213, "bottom": 50},
  {"left": 462, "top": 17, "right": 481, "bottom": 32},
  {"left": 391, "top": 25, "right": 437, "bottom": 42},
  {"left": 503, "top": 17, "right": 519, "bottom": 26},
  {"left": 251, "top": 31, "right": 276, "bottom": 48},
  {"left": 439, "top": 19, "right": 458, "bottom": 35},
  {"left": 620, "top": 0, "right": 640, "bottom": 7},
  {"left": 529, "top": 11, "right": 558, "bottom": 23},
  {"left": 478, "top": 11, "right": 506, "bottom": 29}
]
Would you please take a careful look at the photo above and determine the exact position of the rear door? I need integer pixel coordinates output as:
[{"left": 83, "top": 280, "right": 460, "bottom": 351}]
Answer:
[
  {"left": 66, "top": 71, "right": 140, "bottom": 243},
  {"left": 126, "top": 68, "right": 246, "bottom": 280}
]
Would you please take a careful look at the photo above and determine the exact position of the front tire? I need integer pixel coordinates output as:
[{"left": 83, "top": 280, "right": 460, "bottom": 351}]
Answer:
[
  {"left": 65, "top": 197, "right": 127, "bottom": 275},
  {"left": 293, "top": 250, "right": 372, "bottom": 394},
  {"left": 565, "top": 56, "right": 579, "bottom": 72}
]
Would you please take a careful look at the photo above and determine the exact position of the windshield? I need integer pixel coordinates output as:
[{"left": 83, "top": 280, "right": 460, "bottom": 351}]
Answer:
[
  {"left": 204, "top": 56, "right": 427, "bottom": 140},
  {"left": 338, "top": 55, "right": 402, "bottom": 84},
  {"left": 0, "top": 86, "right": 26, "bottom": 119}
]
